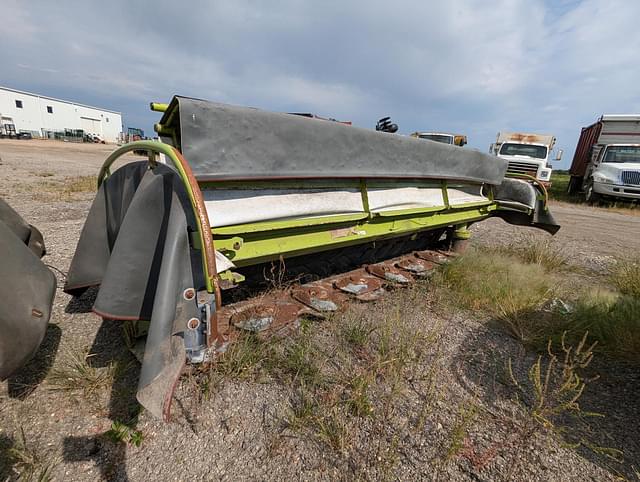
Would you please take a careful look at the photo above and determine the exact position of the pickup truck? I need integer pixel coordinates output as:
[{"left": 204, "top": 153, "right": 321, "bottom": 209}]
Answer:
[{"left": 411, "top": 132, "right": 467, "bottom": 147}]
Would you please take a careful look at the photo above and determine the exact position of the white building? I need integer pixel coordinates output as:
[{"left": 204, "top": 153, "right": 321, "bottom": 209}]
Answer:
[{"left": 0, "top": 86, "right": 122, "bottom": 143}]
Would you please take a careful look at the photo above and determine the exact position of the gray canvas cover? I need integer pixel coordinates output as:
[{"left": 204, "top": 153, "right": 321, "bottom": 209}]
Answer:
[
  {"left": 160, "top": 96, "right": 508, "bottom": 185},
  {"left": 0, "top": 199, "right": 56, "bottom": 380}
]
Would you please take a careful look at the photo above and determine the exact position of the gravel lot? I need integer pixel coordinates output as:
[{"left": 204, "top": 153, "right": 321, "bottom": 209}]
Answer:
[{"left": 0, "top": 139, "right": 638, "bottom": 481}]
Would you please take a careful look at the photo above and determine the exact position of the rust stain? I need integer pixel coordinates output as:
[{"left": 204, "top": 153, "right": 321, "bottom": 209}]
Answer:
[
  {"left": 508, "top": 133, "right": 546, "bottom": 143},
  {"left": 330, "top": 227, "right": 354, "bottom": 239}
]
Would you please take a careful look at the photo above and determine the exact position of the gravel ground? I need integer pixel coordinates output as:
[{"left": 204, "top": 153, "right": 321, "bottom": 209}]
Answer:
[{"left": 0, "top": 139, "right": 638, "bottom": 481}]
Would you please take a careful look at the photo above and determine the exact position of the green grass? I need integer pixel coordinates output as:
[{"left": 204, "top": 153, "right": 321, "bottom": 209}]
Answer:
[
  {"left": 445, "top": 403, "right": 478, "bottom": 461},
  {"left": 339, "top": 315, "right": 374, "bottom": 350},
  {"left": 209, "top": 333, "right": 272, "bottom": 382},
  {"left": 434, "top": 249, "right": 556, "bottom": 342},
  {"left": 494, "top": 237, "right": 568, "bottom": 272},
  {"left": 432, "top": 247, "right": 640, "bottom": 362},
  {"left": 611, "top": 258, "right": 640, "bottom": 297},
  {"left": 208, "top": 288, "right": 440, "bottom": 455},
  {"left": 546, "top": 290, "right": 640, "bottom": 362},
  {"left": 547, "top": 171, "right": 583, "bottom": 204},
  {"left": 105, "top": 421, "right": 144, "bottom": 447}
]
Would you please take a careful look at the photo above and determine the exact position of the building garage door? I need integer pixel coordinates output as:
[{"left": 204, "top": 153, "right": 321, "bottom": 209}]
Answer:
[{"left": 80, "top": 116, "right": 102, "bottom": 135}]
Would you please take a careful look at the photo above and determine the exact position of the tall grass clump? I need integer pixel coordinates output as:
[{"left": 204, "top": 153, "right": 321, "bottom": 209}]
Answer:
[
  {"left": 434, "top": 249, "right": 556, "bottom": 342},
  {"left": 545, "top": 289, "right": 640, "bottom": 363},
  {"left": 494, "top": 238, "right": 568, "bottom": 272},
  {"left": 611, "top": 259, "right": 640, "bottom": 298}
]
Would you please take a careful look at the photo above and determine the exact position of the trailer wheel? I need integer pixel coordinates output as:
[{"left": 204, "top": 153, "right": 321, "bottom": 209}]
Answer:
[{"left": 584, "top": 180, "right": 600, "bottom": 204}]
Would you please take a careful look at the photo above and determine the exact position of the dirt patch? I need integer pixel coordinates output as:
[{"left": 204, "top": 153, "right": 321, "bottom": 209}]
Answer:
[{"left": 0, "top": 140, "right": 638, "bottom": 481}]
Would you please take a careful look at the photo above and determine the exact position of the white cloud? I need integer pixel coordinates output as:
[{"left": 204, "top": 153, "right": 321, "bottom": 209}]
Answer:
[
  {"left": 0, "top": 0, "right": 37, "bottom": 40},
  {"left": 1, "top": 0, "right": 639, "bottom": 164}
]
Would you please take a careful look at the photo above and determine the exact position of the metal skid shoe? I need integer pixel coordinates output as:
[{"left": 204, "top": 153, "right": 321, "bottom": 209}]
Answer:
[
  {"left": 395, "top": 257, "right": 436, "bottom": 278},
  {"left": 366, "top": 262, "right": 414, "bottom": 285},
  {"left": 334, "top": 271, "right": 386, "bottom": 301},
  {"left": 291, "top": 284, "right": 342, "bottom": 313}
]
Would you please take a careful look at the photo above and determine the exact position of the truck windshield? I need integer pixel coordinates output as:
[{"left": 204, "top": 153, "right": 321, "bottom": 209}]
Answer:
[
  {"left": 603, "top": 146, "right": 640, "bottom": 163},
  {"left": 419, "top": 134, "right": 453, "bottom": 144},
  {"left": 499, "top": 143, "right": 547, "bottom": 159}
]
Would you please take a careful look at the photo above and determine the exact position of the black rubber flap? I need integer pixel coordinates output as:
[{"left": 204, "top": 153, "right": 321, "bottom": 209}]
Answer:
[
  {"left": 65, "top": 163, "right": 203, "bottom": 420},
  {"left": 494, "top": 178, "right": 560, "bottom": 235}
]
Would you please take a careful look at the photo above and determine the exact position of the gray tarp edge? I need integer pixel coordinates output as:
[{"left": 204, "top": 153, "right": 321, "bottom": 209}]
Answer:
[{"left": 160, "top": 96, "right": 508, "bottom": 185}]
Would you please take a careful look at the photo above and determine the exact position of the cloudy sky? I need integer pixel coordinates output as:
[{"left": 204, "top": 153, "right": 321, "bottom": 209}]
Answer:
[{"left": 2, "top": 0, "right": 639, "bottom": 167}]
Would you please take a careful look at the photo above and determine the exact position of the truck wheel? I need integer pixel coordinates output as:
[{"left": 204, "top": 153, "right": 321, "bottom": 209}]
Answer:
[
  {"left": 567, "top": 176, "right": 580, "bottom": 195},
  {"left": 584, "top": 181, "right": 600, "bottom": 205}
]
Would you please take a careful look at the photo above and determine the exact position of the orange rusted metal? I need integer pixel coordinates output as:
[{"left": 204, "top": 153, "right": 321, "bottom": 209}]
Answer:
[
  {"left": 212, "top": 250, "right": 455, "bottom": 346},
  {"left": 170, "top": 147, "right": 222, "bottom": 345}
]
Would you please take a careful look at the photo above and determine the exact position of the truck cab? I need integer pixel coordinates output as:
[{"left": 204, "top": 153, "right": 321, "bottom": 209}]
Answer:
[
  {"left": 491, "top": 132, "right": 560, "bottom": 185},
  {"left": 411, "top": 132, "right": 467, "bottom": 147},
  {"left": 586, "top": 144, "right": 640, "bottom": 202},
  {"left": 568, "top": 115, "right": 640, "bottom": 202}
]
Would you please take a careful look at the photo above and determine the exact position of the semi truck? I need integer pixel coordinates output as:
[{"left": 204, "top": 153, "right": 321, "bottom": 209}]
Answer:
[
  {"left": 411, "top": 132, "right": 467, "bottom": 147},
  {"left": 567, "top": 115, "right": 640, "bottom": 203},
  {"left": 490, "top": 132, "right": 561, "bottom": 185}
]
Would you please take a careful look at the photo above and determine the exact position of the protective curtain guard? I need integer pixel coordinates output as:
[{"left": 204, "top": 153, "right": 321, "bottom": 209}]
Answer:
[
  {"left": 65, "top": 162, "right": 204, "bottom": 420},
  {"left": 0, "top": 199, "right": 56, "bottom": 380}
]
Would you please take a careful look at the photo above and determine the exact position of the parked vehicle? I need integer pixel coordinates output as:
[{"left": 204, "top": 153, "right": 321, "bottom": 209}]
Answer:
[
  {"left": 375, "top": 116, "right": 398, "bottom": 133},
  {"left": 0, "top": 114, "right": 17, "bottom": 138},
  {"left": 126, "top": 127, "right": 145, "bottom": 142},
  {"left": 490, "top": 132, "right": 561, "bottom": 185},
  {"left": 567, "top": 115, "right": 640, "bottom": 203},
  {"left": 411, "top": 132, "right": 467, "bottom": 147}
]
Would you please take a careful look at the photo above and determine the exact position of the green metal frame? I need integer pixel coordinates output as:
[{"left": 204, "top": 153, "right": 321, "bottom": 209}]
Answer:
[
  {"left": 214, "top": 204, "right": 495, "bottom": 266},
  {"left": 98, "top": 140, "right": 548, "bottom": 286},
  {"left": 200, "top": 176, "right": 496, "bottom": 267}
]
